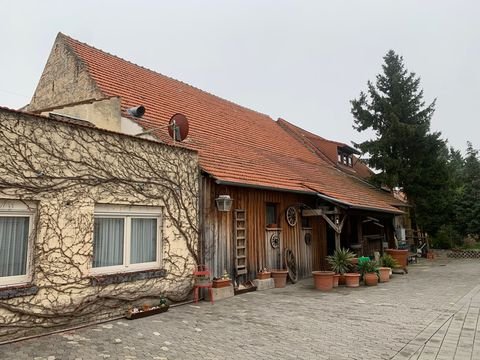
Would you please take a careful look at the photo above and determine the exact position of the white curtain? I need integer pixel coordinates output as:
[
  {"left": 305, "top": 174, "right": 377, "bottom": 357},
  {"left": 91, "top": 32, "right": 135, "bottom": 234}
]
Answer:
[
  {"left": 93, "top": 218, "right": 124, "bottom": 267},
  {"left": 0, "top": 216, "right": 29, "bottom": 277},
  {"left": 130, "top": 218, "right": 157, "bottom": 264}
]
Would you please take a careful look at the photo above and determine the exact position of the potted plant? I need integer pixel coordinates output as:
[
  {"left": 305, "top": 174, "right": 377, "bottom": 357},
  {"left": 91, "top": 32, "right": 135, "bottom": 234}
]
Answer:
[
  {"left": 257, "top": 268, "right": 271, "bottom": 280},
  {"left": 327, "top": 247, "right": 355, "bottom": 287},
  {"left": 358, "top": 259, "right": 378, "bottom": 286},
  {"left": 385, "top": 248, "right": 408, "bottom": 273},
  {"left": 379, "top": 254, "right": 398, "bottom": 281},
  {"left": 125, "top": 297, "right": 169, "bottom": 320},
  {"left": 212, "top": 270, "right": 232, "bottom": 288}
]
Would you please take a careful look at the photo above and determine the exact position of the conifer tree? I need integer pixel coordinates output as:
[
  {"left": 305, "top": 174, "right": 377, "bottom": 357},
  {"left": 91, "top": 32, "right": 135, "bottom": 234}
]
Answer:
[{"left": 351, "top": 50, "right": 452, "bottom": 235}]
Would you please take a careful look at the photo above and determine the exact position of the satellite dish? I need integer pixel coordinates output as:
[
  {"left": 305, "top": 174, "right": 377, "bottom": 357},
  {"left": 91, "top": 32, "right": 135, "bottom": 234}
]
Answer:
[{"left": 168, "top": 113, "right": 189, "bottom": 142}]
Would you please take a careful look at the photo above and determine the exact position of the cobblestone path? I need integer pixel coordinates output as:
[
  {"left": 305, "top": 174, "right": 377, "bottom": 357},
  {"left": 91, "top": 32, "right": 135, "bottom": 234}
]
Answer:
[{"left": 1, "top": 259, "right": 479, "bottom": 359}]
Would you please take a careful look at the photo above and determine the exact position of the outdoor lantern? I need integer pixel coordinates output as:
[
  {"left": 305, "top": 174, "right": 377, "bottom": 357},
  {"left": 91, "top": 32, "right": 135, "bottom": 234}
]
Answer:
[{"left": 215, "top": 195, "right": 233, "bottom": 212}]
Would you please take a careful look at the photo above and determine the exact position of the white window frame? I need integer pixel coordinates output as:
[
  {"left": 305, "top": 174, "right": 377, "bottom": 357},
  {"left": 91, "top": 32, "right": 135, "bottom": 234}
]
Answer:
[
  {"left": 0, "top": 200, "right": 35, "bottom": 287},
  {"left": 91, "top": 204, "right": 163, "bottom": 275}
]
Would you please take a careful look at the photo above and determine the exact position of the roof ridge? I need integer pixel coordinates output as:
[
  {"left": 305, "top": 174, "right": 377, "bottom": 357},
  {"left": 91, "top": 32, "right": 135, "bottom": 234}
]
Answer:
[
  {"left": 278, "top": 117, "right": 350, "bottom": 147},
  {"left": 59, "top": 32, "right": 273, "bottom": 120},
  {"left": 277, "top": 118, "right": 336, "bottom": 166}
]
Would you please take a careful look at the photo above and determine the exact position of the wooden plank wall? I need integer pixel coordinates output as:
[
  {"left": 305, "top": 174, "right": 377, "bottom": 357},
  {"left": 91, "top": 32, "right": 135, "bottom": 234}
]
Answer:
[{"left": 200, "top": 177, "right": 327, "bottom": 279}]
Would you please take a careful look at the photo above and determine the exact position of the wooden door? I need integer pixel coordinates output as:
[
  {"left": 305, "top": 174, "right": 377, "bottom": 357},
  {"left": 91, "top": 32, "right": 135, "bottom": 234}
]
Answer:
[
  {"left": 299, "top": 228, "right": 313, "bottom": 277},
  {"left": 265, "top": 229, "right": 282, "bottom": 270}
]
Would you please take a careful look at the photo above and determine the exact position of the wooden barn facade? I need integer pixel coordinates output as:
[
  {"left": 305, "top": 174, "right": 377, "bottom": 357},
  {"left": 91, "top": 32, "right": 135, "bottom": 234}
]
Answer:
[{"left": 200, "top": 176, "right": 403, "bottom": 281}]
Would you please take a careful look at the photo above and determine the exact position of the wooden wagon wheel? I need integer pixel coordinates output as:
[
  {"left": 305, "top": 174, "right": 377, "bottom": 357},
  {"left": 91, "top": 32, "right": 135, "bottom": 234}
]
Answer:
[
  {"left": 284, "top": 248, "right": 298, "bottom": 283},
  {"left": 285, "top": 206, "right": 297, "bottom": 227}
]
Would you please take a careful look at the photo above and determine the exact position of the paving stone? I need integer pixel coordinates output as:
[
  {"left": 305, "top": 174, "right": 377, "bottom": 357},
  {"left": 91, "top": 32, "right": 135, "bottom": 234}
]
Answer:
[{"left": 3, "top": 259, "right": 480, "bottom": 360}]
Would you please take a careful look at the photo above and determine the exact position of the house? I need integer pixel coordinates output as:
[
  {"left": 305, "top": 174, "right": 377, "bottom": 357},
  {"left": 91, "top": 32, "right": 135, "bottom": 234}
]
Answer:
[
  {"left": 0, "top": 107, "right": 199, "bottom": 342},
  {"left": 25, "top": 33, "right": 405, "bottom": 284}
]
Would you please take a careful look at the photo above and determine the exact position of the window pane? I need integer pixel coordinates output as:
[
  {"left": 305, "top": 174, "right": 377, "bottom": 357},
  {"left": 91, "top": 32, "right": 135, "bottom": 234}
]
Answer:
[
  {"left": 93, "top": 218, "right": 124, "bottom": 267},
  {"left": 131, "top": 218, "right": 157, "bottom": 264},
  {"left": 0, "top": 216, "right": 29, "bottom": 277},
  {"left": 266, "top": 204, "right": 277, "bottom": 225}
]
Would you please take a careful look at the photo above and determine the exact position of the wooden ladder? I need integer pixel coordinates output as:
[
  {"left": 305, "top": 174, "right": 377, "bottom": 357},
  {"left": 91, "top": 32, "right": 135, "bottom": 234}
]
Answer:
[{"left": 234, "top": 209, "right": 247, "bottom": 276}]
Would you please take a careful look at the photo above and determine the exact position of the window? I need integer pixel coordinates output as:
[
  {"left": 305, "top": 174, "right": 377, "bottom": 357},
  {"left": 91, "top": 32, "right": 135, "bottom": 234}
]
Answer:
[
  {"left": 301, "top": 216, "right": 311, "bottom": 228},
  {"left": 0, "top": 200, "right": 35, "bottom": 286},
  {"left": 266, "top": 203, "right": 278, "bottom": 226},
  {"left": 92, "top": 205, "right": 162, "bottom": 274},
  {"left": 337, "top": 150, "right": 353, "bottom": 168}
]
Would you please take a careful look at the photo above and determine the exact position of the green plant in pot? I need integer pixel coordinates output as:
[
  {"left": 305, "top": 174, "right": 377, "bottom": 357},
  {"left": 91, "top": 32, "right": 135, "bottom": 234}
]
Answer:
[
  {"left": 327, "top": 247, "right": 355, "bottom": 287},
  {"left": 379, "top": 254, "right": 398, "bottom": 281},
  {"left": 380, "top": 254, "right": 399, "bottom": 268},
  {"left": 357, "top": 259, "right": 379, "bottom": 286}
]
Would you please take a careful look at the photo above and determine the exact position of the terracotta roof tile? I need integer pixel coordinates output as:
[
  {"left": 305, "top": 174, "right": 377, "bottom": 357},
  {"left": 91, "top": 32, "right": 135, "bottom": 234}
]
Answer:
[
  {"left": 278, "top": 118, "right": 374, "bottom": 179},
  {"left": 59, "top": 33, "right": 401, "bottom": 214}
]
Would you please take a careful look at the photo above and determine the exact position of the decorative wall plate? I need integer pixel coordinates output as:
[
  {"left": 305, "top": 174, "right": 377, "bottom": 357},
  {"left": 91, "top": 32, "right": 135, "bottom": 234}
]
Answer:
[
  {"left": 270, "top": 233, "right": 280, "bottom": 249},
  {"left": 304, "top": 232, "right": 312, "bottom": 245},
  {"left": 286, "top": 206, "right": 297, "bottom": 227}
]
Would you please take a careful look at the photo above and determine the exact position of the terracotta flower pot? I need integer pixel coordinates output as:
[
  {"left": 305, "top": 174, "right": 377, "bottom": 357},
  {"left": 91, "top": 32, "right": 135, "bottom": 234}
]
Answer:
[
  {"left": 257, "top": 272, "right": 271, "bottom": 280},
  {"left": 378, "top": 267, "right": 390, "bottom": 283},
  {"left": 333, "top": 274, "right": 340, "bottom": 288},
  {"left": 271, "top": 270, "right": 288, "bottom": 288},
  {"left": 312, "top": 271, "right": 335, "bottom": 291},
  {"left": 364, "top": 272, "right": 378, "bottom": 286},
  {"left": 338, "top": 274, "right": 346, "bottom": 285},
  {"left": 385, "top": 249, "right": 408, "bottom": 270},
  {"left": 345, "top": 273, "right": 360, "bottom": 288}
]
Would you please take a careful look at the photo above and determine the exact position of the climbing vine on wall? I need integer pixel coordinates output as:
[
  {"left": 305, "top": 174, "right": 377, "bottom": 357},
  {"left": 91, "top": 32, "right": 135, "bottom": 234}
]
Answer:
[{"left": 0, "top": 111, "right": 199, "bottom": 341}]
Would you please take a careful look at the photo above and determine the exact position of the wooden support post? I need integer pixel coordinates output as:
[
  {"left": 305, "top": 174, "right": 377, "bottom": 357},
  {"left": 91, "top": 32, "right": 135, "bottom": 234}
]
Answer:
[{"left": 335, "top": 232, "right": 341, "bottom": 250}]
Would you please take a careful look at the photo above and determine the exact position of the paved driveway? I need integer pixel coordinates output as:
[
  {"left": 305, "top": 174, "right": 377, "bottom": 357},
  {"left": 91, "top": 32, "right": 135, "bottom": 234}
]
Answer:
[{"left": 1, "top": 259, "right": 480, "bottom": 360}]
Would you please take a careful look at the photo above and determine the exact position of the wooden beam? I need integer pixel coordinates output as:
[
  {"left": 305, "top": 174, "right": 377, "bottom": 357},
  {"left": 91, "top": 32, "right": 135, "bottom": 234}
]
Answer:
[
  {"left": 302, "top": 209, "right": 324, "bottom": 217},
  {"left": 322, "top": 214, "right": 340, "bottom": 233},
  {"left": 302, "top": 209, "right": 342, "bottom": 217}
]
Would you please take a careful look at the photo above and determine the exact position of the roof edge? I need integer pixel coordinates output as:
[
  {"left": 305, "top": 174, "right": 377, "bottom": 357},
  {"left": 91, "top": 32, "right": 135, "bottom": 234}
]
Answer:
[
  {"left": 214, "top": 179, "right": 316, "bottom": 196},
  {"left": 316, "top": 193, "right": 403, "bottom": 215}
]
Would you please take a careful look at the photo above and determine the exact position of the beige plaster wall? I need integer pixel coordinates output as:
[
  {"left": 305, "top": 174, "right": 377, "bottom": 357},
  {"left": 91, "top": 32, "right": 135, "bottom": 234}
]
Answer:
[
  {"left": 40, "top": 97, "right": 122, "bottom": 132},
  {"left": 0, "top": 109, "right": 199, "bottom": 342}
]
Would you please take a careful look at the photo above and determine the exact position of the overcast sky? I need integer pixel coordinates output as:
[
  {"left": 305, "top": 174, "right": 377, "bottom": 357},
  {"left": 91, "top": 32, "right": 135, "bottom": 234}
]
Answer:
[{"left": 1, "top": 1, "right": 478, "bottom": 152}]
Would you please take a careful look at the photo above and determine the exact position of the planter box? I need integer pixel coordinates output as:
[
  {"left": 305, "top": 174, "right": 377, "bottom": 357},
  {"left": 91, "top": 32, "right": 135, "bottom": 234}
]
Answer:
[
  {"left": 212, "top": 279, "right": 232, "bottom": 288},
  {"left": 125, "top": 305, "right": 169, "bottom": 320},
  {"left": 257, "top": 272, "right": 271, "bottom": 280},
  {"left": 234, "top": 280, "right": 257, "bottom": 295}
]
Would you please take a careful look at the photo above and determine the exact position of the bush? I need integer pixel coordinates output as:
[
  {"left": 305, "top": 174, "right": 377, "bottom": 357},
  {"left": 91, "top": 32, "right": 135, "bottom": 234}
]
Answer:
[
  {"left": 463, "top": 234, "right": 480, "bottom": 249},
  {"left": 430, "top": 225, "right": 461, "bottom": 249}
]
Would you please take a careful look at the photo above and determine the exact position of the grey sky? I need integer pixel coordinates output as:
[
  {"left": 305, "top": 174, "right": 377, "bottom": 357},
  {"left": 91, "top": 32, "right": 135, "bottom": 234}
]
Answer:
[{"left": 1, "top": 0, "right": 478, "bottom": 152}]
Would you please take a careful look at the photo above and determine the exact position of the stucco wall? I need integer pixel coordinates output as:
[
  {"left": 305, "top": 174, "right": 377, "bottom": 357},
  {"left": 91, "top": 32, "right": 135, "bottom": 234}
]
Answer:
[
  {"left": 0, "top": 109, "right": 199, "bottom": 342},
  {"left": 39, "top": 97, "right": 122, "bottom": 132},
  {"left": 27, "top": 34, "right": 104, "bottom": 112}
]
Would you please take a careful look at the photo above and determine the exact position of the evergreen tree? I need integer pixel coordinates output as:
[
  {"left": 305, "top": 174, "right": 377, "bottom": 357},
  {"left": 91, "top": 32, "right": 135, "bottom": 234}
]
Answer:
[
  {"left": 455, "top": 143, "right": 480, "bottom": 236},
  {"left": 350, "top": 50, "right": 452, "bottom": 235}
]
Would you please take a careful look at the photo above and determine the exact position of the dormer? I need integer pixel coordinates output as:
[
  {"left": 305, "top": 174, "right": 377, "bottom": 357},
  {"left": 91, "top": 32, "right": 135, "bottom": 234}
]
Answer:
[{"left": 337, "top": 145, "right": 360, "bottom": 168}]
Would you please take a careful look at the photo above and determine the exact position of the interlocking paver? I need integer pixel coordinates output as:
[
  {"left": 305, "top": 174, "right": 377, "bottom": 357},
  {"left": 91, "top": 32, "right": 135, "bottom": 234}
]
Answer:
[{"left": 2, "top": 259, "right": 480, "bottom": 359}]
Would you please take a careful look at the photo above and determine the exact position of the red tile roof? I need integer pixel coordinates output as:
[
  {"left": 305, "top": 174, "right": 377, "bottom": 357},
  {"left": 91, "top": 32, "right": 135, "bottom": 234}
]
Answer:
[
  {"left": 278, "top": 118, "right": 374, "bottom": 179},
  {"left": 59, "top": 33, "right": 402, "bottom": 214}
]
